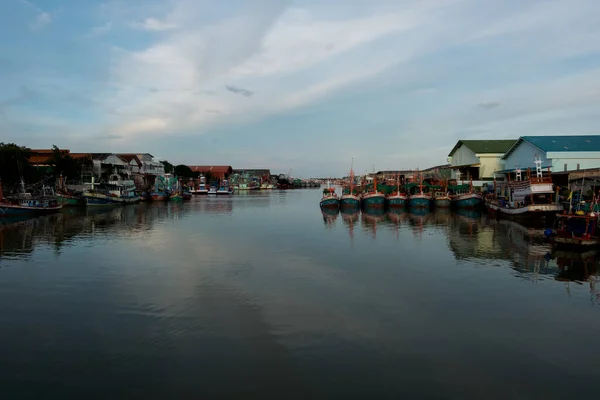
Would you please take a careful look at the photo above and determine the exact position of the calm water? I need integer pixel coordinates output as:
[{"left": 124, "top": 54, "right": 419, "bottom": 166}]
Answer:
[{"left": 1, "top": 189, "right": 599, "bottom": 399}]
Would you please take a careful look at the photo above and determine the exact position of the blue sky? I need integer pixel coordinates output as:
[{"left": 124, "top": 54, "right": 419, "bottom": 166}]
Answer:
[{"left": 1, "top": 0, "right": 600, "bottom": 177}]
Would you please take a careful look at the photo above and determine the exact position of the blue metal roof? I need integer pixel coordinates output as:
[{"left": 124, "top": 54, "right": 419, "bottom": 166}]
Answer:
[{"left": 503, "top": 135, "right": 600, "bottom": 159}]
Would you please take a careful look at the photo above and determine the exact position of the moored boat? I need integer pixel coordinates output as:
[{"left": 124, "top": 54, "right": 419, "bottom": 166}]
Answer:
[
  {"left": 55, "top": 175, "right": 83, "bottom": 207},
  {"left": 407, "top": 180, "right": 431, "bottom": 209},
  {"left": 320, "top": 181, "right": 340, "bottom": 209},
  {"left": 361, "top": 178, "right": 385, "bottom": 208},
  {"left": 196, "top": 175, "right": 209, "bottom": 195},
  {"left": 0, "top": 180, "right": 62, "bottom": 217},
  {"left": 217, "top": 179, "right": 234, "bottom": 195},
  {"left": 83, "top": 175, "right": 141, "bottom": 206},
  {"left": 340, "top": 164, "right": 360, "bottom": 208},
  {"left": 433, "top": 190, "right": 451, "bottom": 208},
  {"left": 485, "top": 164, "right": 561, "bottom": 218},
  {"left": 449, "top": 182, "right": 482, "bottom": 209},
  {"left": 386, "top": 174, "right": 407, "bottom": 208},
  {"left": 549, "top": 210, "right": 600, "bottom": 248}
]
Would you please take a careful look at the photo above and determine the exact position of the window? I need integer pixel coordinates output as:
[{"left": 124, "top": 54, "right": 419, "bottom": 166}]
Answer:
[{"left": 564, "top": 163, "right": 567, "bottom": 171}]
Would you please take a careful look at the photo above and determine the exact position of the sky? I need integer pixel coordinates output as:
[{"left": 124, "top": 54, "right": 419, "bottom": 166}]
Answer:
[{"left": 1, "top": 0, "right": 600, "bottom": 177}]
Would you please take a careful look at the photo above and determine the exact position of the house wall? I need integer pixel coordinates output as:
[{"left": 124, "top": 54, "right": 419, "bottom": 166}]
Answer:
[
  {"left": 477, "top": 154, "right": 505, "bottom": 179},
  {"left": 502, "top": 141, "right": 550, "bottom": 171},
  {"left": 449, "top": 145, "right": 479, "bottom": 167},
  {"left": 546, "top": 151, "right": 600, "bottom": 172}
]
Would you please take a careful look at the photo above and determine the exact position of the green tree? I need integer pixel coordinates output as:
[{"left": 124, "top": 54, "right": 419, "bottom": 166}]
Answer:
[
  {"left": 0, "top": 143, "right": 32, "bottom": 186},
  {"left": 174, "top": 164, "right": 193, "bottom": 178},
  {"left": 49, "top": 145, "right": 82, "bottom": 181},
  {"left": 160, "top": 160, "right": 174, "bottom": 174}
]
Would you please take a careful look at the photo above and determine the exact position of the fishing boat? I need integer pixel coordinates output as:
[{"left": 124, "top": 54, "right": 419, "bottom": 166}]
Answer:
[
  {"left": 196, "top": 175, "right": 209, "bottom": 195},
  {"left": 485, "top": 162, "right": 561, "bottom": 218},
  {"left": 208, "top": 184, "right": 218, "bottom": 195},
  {"left": 449, "top": 181, "right": 482, "bottom": 209},
  {"left": 150, "top": 189, "right": 168, "bottom": 201},
  {"left": 0, "top": 179, "right": 62, "bottom": 217},
  {"left": 407, "top": 180, "right": 431, "bottom": 209},
  {"left": 432, "top": 184, "right": 451, "bottom": 208},
  {"left": 55, "top": 175, "right": 83, "bottom": 207},
  {"left": 320, "top": 182, "right": 340, "bottom": 209},
  {"left": 217, "top": 179, "right": 234, "bottom": 195},
  {"left": 83, "top": 175, "right": 141, "bottom": 206},
  {"left": 361, "top": 178, "right": 386, "bottom": 208},
  {"left": 550, "top": 210, "right": 600, "bottom": 248},
  {"left": 340, "top": 163, "right": 360, "bottom": 208},
  {"left": 386, "top": 174, "right": 408, "bottom": 208}
]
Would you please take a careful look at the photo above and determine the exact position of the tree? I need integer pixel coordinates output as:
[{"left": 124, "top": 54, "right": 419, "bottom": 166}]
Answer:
[
  {"left": 174, "top": 164, "right": 193, "bottom": 178},
  {"left": 160, "top": 160, "right": 174, "bottom": 174},
  {"left": 49, "top": 145, "right": 82, "bottom": 181},
  {"left": 0, "top": 143, "right": 32, "bottom": 186}
]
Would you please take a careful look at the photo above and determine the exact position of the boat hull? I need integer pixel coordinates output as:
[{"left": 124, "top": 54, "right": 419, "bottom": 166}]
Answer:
[
  {"left": 170, "top": 194, "right": 183, "bottom": 202},
  {"left": 361, "top": 194, "right": 385, "bottom": 208},
  {"left": 551, "top": 236, "right": 600, "bottom": 248},
  {"left": 452, "top": 193, "right": 482, "bottom": 209},
  {"left": 216, "top": 190, "right": 233, "bottom": 195},
  {"left": 434, "top": 197, "right": 451, "bottom": 208},
  {"left": 485, "top": 200, "right": 561, "bottom": 218},
  {"left": 387, "top": 195, "right": 407, "bottom": 208},
  {"left": 56, "top": 193, "right": 82, "bottom": 207},
  {"left": 84, "top": 193, "right": 141, "bottom": 206},
  {"left": 340, "top": 195, "right": 360, "bottom": 208},
  {"left": 320, "top": 198, "right": 340, "bottom": 209},
  {"left": 408, "top": 195, "right": 431, "bottom": 209},
  {"left": 0, "top": 204, "right": 62, "bottom": 216}
]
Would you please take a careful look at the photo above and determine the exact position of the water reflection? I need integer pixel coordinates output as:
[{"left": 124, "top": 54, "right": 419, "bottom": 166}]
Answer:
[{"left": 321, "top": 208, "right": 338, "bottom": 228}]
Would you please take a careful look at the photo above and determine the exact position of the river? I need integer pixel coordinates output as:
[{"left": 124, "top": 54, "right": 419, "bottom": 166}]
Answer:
[{"left": 1, "top": 189, "right": 599, "bottom": 399}]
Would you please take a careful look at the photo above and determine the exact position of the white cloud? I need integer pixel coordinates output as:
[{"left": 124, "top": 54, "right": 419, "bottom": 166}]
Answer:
[
  {"left": 131, "top": 17, "right": 177, "bottom": 31},
  {"left": 19, "top": 0, "right": 52, "bottom": 29},
  {"left": 88, "top": 21, "right": 112, "bottom": 38}
]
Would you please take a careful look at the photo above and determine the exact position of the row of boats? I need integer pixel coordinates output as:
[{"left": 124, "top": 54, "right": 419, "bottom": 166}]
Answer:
[{"left": 319, "top": 178, "right": 482, "bottom": 211}]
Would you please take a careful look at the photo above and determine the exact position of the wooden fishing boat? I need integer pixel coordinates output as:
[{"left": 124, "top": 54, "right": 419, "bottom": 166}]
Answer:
[
  {"left": 386, "top": 174, "right": 407, "bottom": 208},
  {"left": 407, "top": 179, "right": 431, "bottom": 209},
  {"left": 320, "top": 182, "right": 340, "bottom": 209},
  {"left": 217, "top": 179, "right": 234, "bottom": 195},
  {"left": 485, "top": 164, "right": 560, "bottom": 218},
  {"left": 0, "top": 180, "right": 62, "bottom": 217},
  {"left": 550, "top": 210, "right": 600, "bottom": 248},
  {"left": 449, "top": 181, "right": 482, "bottom": 209},
  {"left": 361, "top": 178, "right": 386, "bottom": 208},
  {"left": 433, "top": 190, "right": 451, "bottom": 208},
  {"left": 83, "top": 175, "right": 141, "bottom": 206},
  {"left": 55, "top": 175, "right": 83, "bottom": 207},
  {"left": 340, "top": 164, "right": 360, "bottom": 208}
]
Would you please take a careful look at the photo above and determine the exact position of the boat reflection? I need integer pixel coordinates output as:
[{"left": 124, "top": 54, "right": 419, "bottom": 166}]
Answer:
[
  {"left": 321, "top": 208, "right": 339, "bottom": 228},
  {"left": 361, "top": 208, "right": 386, "bottom": 238},
  {"left": 341, "top": 210, "right": 360, "bottom": 243}
]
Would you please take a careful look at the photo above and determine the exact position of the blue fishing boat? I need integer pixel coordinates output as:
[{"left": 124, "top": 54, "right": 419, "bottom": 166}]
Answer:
[
  {"left": 0, "top": 180, "right": 62, "bottom": 217},
  {"left": 217, "top": 179, "right": 234, "bottom": 195},
  {"left": 407, "top": 181, "right": 431, "bottom": 209},
  {"left": 450, "top": 182, "right": 482, "bottom": 209},
  {"left": 361, "top": 178, "right": 386, "bottom": 208},
  {"left": 320, "top": 181, "right": 340, "bottom": 209},
  {"left": 340, "top": 166, "right": 360, "bottom": 208},
  {"left": 386, "top": 174, "right": 408, "bottom": 208}
]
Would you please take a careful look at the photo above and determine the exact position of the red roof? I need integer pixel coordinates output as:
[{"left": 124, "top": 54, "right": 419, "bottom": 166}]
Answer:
[{"left": 188, "top": 166, "right": 232, "bottom": 174}]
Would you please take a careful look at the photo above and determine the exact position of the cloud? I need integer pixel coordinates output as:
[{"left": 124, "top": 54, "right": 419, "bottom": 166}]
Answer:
[
  {"left": 131, "top": 17, "right": 177, "bottom": 31},
  {"left": 18, "top": 0, "right": 52, "bottom": 29},
  {"left": 225, "top": 85, "right": 254, "bottom": 97},
  {"left": 477, "top": 101, "right": 501, "bottom": 109},
  {"left": 88, "top": 21, "right": 112, "bottom": 38}
]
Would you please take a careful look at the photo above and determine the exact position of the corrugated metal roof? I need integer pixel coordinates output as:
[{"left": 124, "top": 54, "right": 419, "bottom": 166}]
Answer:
[
  {"left": 448, "top": 140, "right": 517, "bottom": 156},
  {"left": 503, "top": 135, "right": 600, "bottom": 159}
]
